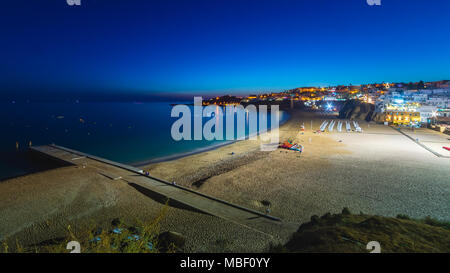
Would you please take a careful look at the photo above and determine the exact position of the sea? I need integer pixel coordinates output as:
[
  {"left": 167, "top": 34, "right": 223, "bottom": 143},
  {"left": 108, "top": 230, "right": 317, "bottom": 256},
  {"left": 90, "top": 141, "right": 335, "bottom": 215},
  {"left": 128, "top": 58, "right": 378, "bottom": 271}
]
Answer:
[{"left": 0, "top": 101, "right": 289, "bottom": 181}]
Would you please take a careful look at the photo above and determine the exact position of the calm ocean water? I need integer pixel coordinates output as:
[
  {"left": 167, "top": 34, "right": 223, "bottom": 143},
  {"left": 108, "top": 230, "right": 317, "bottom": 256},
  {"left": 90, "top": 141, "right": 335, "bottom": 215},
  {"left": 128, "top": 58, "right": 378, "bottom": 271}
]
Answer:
[{"left": 0, "top": 101, "right": 289, "bottom": 180}]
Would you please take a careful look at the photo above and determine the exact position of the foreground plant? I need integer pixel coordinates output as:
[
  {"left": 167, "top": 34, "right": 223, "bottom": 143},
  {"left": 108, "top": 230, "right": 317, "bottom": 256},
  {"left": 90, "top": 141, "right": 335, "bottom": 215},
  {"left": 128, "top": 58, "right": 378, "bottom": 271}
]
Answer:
[{"left": 1, "top": 204, "right": 183, "bottom": 253}]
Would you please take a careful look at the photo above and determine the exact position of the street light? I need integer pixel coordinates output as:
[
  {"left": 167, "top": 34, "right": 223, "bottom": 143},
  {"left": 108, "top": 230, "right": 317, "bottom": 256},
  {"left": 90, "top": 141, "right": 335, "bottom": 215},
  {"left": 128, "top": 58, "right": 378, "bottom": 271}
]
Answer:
[{"left": 431, "top": 111, "right": 438, "bottom": 125}]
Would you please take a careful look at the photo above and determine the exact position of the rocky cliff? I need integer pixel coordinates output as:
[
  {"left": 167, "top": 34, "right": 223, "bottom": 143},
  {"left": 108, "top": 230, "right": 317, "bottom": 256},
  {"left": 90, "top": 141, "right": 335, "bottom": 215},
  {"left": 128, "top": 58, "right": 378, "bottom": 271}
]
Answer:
[{"left": 339, "top": 100, "right": 384, "bottom": 122}]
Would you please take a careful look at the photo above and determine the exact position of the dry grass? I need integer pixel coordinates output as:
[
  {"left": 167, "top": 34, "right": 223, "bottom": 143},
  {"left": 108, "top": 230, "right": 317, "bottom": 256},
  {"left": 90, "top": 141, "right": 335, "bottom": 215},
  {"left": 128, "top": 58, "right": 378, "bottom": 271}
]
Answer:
[{"left": 1, "top": 204, "right": 173, "bottom": 253}]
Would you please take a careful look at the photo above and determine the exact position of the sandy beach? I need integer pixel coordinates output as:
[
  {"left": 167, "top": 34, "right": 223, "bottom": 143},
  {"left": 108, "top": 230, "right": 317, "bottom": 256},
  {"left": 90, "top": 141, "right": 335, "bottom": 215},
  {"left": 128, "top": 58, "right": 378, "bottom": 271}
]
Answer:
[
  {"left": 144, "top": 110, "right": 449, "bottom": 222},
  {"left": 1, "top": 109, "right": 449, "bottom": 252}
]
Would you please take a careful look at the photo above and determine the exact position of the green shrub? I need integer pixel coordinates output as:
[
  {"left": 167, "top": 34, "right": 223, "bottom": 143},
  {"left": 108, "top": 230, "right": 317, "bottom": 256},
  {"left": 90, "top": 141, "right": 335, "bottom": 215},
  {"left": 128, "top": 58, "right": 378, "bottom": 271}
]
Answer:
[
  {"left": 396, "top": 214, "right": 410, "bottom": 220},
  {"left": 422, "top": 216, "right": 450, "bottom": 230},
  {"left": 342, "top": 207, "right": 351, "bottom": 215}
]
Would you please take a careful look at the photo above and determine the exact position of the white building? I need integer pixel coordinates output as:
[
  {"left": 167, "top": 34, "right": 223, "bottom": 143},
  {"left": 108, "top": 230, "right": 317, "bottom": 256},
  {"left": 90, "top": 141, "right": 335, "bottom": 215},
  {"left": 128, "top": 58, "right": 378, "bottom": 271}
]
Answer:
[
  {"left": 413, "top": 93, "right": 428, "bottom": 102},
  {"left": 438, "top": 109, "right": 450, "bottom": 118},
  {"left": 427, "top": 96, "right": 449, "bottom": 108},
  {"left": 432, "top": 89, "right": 449, "bottom": 95},
  {"left": 417, "top": 106, "right": 438, "bottom": 123}
]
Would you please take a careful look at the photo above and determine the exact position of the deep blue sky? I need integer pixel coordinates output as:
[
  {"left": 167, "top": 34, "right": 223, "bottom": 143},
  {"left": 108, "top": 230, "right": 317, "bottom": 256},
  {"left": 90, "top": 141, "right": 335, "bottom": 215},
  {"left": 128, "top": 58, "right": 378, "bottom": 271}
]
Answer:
[{"left": 1, "top": 0, "right": 449, "bottom": 99}]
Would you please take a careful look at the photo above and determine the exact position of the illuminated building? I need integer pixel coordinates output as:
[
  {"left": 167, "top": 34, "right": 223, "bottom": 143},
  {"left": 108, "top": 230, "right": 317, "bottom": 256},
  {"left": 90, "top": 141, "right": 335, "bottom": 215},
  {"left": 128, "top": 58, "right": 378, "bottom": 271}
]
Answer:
[{"left": 385, "top": 111, "right": 420, "bottom": 125}]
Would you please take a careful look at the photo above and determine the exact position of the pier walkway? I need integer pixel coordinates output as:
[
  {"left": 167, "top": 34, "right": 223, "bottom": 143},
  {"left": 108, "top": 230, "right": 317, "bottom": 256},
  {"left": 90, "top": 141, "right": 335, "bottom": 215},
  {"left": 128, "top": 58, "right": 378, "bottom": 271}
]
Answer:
[
  {"left": 31, "top": 145, "right": 295, "bottom": 237},
  {"left": 392, "top": 128, "right": 450, "bottom": 158}
]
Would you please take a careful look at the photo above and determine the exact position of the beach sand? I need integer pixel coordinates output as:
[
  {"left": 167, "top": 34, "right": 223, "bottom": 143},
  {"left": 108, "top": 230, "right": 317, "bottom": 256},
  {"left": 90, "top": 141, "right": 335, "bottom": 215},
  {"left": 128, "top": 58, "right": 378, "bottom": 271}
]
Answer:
[
  {"left": 1, "top": 109, "right": 449, "bottom": 252},
  {"left": 144, "top": 110, "right": 449, "bottom": 224}
]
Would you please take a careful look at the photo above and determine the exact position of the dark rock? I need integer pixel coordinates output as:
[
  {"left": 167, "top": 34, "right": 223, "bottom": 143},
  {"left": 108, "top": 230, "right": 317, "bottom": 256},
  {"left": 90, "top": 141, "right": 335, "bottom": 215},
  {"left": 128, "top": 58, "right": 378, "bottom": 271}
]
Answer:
[
  {"left": 321, "top": 212, "right": 331, "bottom": 219},
  {"left": 310, "top": 215, "right": 320, "bottom": 224},
  {"left": 111, "top": 218, "right": 122, "bottom": 227},
  {"left": 342, "top": 207, "right": 351, "bottom": 215},
  {"left": 158, "top": 231, "right": 186, "bottom": 252},
  {"left": 339, "top": 100, "right": 377, "bottom": 122},
  {"left": 128, "top": 226, "right": 142, "bottom": 235}
]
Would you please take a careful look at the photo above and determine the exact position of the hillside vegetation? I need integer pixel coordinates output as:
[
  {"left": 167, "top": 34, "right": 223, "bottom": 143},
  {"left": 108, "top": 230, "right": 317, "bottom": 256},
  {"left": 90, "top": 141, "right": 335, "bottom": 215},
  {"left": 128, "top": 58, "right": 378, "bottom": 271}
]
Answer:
[{"left": 272, "top": 208, "right": 450, "bottom": 253}]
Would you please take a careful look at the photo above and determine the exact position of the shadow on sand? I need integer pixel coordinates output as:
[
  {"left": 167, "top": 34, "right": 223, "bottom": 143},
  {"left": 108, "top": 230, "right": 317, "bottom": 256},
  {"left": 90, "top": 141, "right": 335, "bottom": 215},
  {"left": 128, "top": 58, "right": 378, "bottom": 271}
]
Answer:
[
  {"left": 0, "top": 150, "right": 73, "bottom": 182},
  {"left": 127, "top": 182, "right": 209, "bottom": 215}
]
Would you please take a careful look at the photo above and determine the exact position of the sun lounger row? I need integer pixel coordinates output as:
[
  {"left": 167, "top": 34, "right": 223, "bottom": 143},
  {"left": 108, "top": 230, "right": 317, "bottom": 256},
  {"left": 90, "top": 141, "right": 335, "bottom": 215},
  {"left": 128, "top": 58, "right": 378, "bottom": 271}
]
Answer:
[{"left": 320, "top": 120, "right": 363, "bottom": 133}]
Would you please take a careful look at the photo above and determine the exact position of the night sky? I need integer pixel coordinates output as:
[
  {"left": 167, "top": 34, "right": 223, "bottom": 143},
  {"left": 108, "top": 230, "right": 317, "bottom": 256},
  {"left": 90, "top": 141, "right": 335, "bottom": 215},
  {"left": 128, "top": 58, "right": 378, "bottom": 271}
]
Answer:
[{"left": 1, "top": 0, "right": 449, "bottom": 99}]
